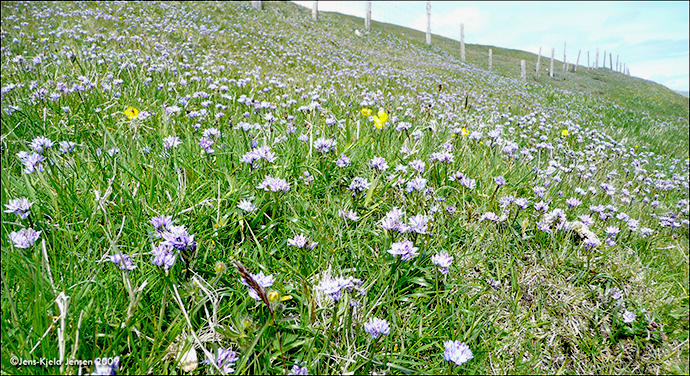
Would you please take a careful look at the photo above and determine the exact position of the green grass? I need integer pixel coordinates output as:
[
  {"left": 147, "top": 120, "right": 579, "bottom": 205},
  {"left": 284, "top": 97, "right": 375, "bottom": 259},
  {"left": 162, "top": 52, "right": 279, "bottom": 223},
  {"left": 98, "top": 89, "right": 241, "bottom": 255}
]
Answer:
[{"left": 1, "top": 1, "right": 688, "bottom": 375}]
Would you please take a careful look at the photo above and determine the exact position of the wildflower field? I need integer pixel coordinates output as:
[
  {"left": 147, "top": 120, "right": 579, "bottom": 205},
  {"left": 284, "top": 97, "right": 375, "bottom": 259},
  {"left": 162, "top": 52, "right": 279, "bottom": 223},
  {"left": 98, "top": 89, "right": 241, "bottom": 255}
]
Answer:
[{"left": 1, "top": 1, "right": 689, "bottom": 374}]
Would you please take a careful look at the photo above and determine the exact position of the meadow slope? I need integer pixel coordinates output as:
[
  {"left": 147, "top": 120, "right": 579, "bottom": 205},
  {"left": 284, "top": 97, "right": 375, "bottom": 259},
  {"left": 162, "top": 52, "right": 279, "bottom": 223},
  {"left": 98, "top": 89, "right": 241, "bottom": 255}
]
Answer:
[{"left": 1, "top": 1, "right": 688, "bottom": 375}]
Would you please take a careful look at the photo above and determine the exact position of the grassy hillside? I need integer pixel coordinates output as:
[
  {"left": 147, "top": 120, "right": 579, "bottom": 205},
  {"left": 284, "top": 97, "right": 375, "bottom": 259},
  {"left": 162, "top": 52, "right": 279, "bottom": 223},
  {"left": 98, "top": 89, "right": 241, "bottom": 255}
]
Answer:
[{"left": 1, "top": 1, "right": 688, "bottom": 375}]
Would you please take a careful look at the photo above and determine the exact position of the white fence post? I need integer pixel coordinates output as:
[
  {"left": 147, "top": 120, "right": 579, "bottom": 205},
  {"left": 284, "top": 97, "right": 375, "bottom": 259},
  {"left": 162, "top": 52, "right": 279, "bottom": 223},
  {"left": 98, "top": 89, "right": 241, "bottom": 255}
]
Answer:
[
  {"left": 312, "top": 1, "right": 318, "bottom": 21},
  {"left": 587, "top": 51, "right": 590, "bottom": 69},
  {"left": 252, "top": 0, "right": 262, "bottom": 10},
  {"left": 536, "top": 46, "right": 542, "bottom": 80},
  {"left": 595, "top": 48, "right": 599, "bottom": 69},
  {"left": 603, "top": 51, "right": 607, "bottom": 69},
  {"left": 521, "top": 60, "right": 526, "bottom": 82},
  {"left": 365, "top": 1, "right": 371, "bottom": 31},
  {"left": 488, "top": 49, "right": 492, "bottom": 71},
  {"left": 426, "top": 1, "right": 431, "bottom": 45},
  {"left": 460, "top": 23, "right": 465, "bottom": 62},
  {"left": 575, "top": 50, "right": 581, "bottom": 72},
  {"left": 549, "top": 48, "right": 554, "bottom": 77},
  {"left": 563, "top": 42, "right": 567, "bottom": 71}
]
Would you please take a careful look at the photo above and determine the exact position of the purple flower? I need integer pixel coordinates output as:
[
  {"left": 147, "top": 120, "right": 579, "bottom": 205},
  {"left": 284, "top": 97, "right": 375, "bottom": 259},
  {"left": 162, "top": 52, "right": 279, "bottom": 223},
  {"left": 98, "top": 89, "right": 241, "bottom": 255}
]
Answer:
[
  {"left": 59, "top": 141, "right": 77, "bottom": 154},
  {"left": 257, "top": 175, "right": 290, "bottom": 193},
  {"left": 363, "top": 317, "right": 391, "bottom": 339},
  {"left": 431, "top": 252, "right": 453, "bottom": 274},
  {"left": 163, "top": 136, "right": 182, "bottom": 150},
  {"left": 203, "top": 347, "right": 239, "bottom": 374},
  {"left": 407, "top": 214, "right": 430, "bottom": 234},
  {"left": 151, "top": 243, "right": 176, "bottom": 270},
  {"left": 92, "top": 355, "right": 121, "bottom": 375},
  {"left": 605, "top": 226, "right": 620, "bottom": 238},
  {"left": 8, "top": 228, "right": 42, "bottom": 248},
  {"left": 199, "top": 137, "right": 215, "bottom": 154},
  {"left": 313, "top": 137, "right": 336, "bottom": 154},
  {"left": 287, "top": 362, "right": 309, "bottom": 375},
  {"left": 242, "top": 145, "right": 277, "bottom": 166},
  {"left": 579, "top": 214, "right": 594, "bottom": 226},
  {"left": 368, "top": 156, "right": 389, "bottom": 171},
  {"left": 513, "top": 198, "right": 529, "bottom": 209},
  {"left": 317, "top": 276, "right": 354, "bottom": 301},
  {"left": 348, "top": 177, "right": 371, "bottom": 197},
  {"left": 494, "top": 176, "right": 506, "bottom": 186},
  {"left": 29, "top": 136, "right": 54, "bottom": 153},
  {"left": 430, "top": 151, "right": 454, "bottom": 163},
  {"left": 583, "top": 237, "right": 599, "bottom": 251},
  {"left": 498, "top": 196, "right": 515, "bottom": 208},
  {"left": 150, "top": 215, "right": 174, "bottom": 238},
  {"left": 109, "top": 253, "right": 137, "bottom": 270},
  {"left": 387, "top": 240, "right": 419, "bottom": 261},
  {"left": 4, "top": 197, "right": 34, "bottom": 219},
  {"left": 288, "top": 234, "right": 318, "bottom": 250},
  {"left": 607, "top": 287, "right": 623, "bottom": 300},
  {"left": 410, "top": 159, "right": 425, "bottom": 174},
  {"left": 443, "top": 340, "right": 473, "bottom": 365},
  {"left": 335, "top": 154, "right": 350, "bottom": 168},
  {"left": 161, "top": 225, "right": 196, "bottom": 252},
  {"left": 406, "top": 177, "right": 428, "bottom": 193},
  {"left": 479, "top": 212, "right": 500, "bottom": 222},
  {"left": 534, "top": 201, "right": 549, "bottom": 212},
  {"left": 622, "top": 310, "right": 636, "bottom": 323},
  {"left": 566, "top": 197, "right": 582, "bottom": 208},
  {"left": 460, "top": 177, "right": 476, "bottom": 190},
  {"left": 488, "top": 277, "right": 501, "bottom": 289},
  {"left": 237, "top": 200, "right": 257, "bottom": 212},
  {"left": 19, "top": 152, "right": 45, "bottom": 174},
  {"left": 239, "top": 271, "right": 275, "bottom": 301},
  {"left": 338, "top": 209, "right": 360, "bottom": 222}
]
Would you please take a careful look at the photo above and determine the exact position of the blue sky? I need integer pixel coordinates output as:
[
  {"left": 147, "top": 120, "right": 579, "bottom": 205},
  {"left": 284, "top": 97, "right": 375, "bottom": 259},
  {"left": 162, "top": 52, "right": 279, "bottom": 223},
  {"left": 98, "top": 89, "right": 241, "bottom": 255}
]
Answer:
[{"left": 293, "top": 1, "right": 689, "bottom": 92}]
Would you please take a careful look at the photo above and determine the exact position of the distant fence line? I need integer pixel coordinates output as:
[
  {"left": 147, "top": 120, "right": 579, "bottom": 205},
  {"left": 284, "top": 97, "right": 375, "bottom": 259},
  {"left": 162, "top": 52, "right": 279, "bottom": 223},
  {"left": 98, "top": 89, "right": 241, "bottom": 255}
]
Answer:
[{"left": 252, "top": 1, "right": 632, "bottom": 80}]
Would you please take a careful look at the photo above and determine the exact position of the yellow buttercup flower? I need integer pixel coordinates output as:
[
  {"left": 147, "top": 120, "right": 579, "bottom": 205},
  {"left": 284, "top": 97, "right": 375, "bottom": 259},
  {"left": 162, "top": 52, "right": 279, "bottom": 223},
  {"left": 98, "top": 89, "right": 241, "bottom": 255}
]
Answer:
[
  {"left": 561, "top": 129, "right": 569, "bottom": 137},
  {"left": 124, "top": 106, "right": 139, "bottom": 120},
  {"left": 373, "top": 109, "right": 388, "bottom": 130},
  {"left": 461, "top": 127, "right": 469, "bottom": 137},
  {"left": 360, "top": 108, "right": 372, "bottom": 117}
]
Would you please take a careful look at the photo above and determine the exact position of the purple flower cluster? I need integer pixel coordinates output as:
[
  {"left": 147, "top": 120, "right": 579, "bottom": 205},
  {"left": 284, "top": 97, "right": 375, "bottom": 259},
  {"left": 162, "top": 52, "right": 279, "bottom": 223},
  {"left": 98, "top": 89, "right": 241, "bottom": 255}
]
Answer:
[
  {"left": 288, "top": 234, "right": 318, "bottom": 250},
  {"left": 387, "top": 239, "right": 419, "bottom": 261},
  {"left": 257, "top": 175, "right": 290, "bottom": 193},
  {"left": 431, "top": 252, "right": 453, "bottom": 274},
  {"left": 363, "top": 317, "right": 391, "bottom": 339},
  {"left": 4, "top": 197, "right": 34, "bottom": 219},
  {"left": 8, "top": 228, "right": 42, "bottom": 249},
  {"left": 443, "top": 340, "right": 473, "bottom": 365},
  {"left": 239, "top": 270, "right": 275, "bottom": 301},
  {"left": 241, "top": 145, "right": 277, "bottom": 166}
]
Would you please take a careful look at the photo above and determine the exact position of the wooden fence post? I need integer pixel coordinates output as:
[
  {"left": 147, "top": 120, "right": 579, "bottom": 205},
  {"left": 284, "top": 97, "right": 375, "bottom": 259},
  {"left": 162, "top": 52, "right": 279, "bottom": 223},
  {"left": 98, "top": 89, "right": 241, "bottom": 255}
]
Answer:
[
  {"left": 603, "top": 51, "right": 607, "bottom": 69},
  {"left": 587, "top": 51, "right": 590, "bottom": 70},
  {"left": 521, "top": 60, "right": 526, "bottom": 82},
  {"left": 426, "top": 1, "right": 431, "bottom": 45},
  {"left": 609, "top": 54, "right": 613, "bottom": 70},
  {"left": 312, "top": 1, "right": 318, "bottom": 21},
  {"left": 574, "top": 50, "right": 581, "bottom": 72},
  {"left": 460, "top": 23, "right": 465, "bottom": 62},
  {"left": 595, "top": 48, "right": 599, "bottom": 68},
  {"left": 488, "top": 49, "right": 492, "bottom": 71},
  {"left": 536, "top": 46, "right": 542, "bottom": 80},
  {"left": 563, "top": 42, "right": 567, "bottom": 71},
  {"left": 252, "top": 0, "right": 262, "bottom": 10},
  {"left": 550, "top": 48, "right": 554, "bottom": 77},
  {"left": 616, "top": 55, "right": 619, "bottom": 72},
  {"left": 365, "top": 1, "right": 371, "bottom": 31}
]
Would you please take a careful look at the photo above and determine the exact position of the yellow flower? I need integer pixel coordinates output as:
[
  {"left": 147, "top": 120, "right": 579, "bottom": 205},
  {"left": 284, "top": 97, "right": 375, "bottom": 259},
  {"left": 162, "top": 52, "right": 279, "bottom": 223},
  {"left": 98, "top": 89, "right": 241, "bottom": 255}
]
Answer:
[
  {"left": 373, "top": 109, "right": 388, "bottom": 130},
  {"left": 461, "top": 127, "right": 469, "bottom": 137},
  {"left": 124, "top": 106, "right": 139, "bottom": 120},
  {"left": 635, "top": 145, "right": 639, "bottom": 149},
  {"left": 360, "top": 108, "right": 372, "bottom": 117},
  {"left": 561, "top": 129, "right": 569, "bottom": 137}
]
